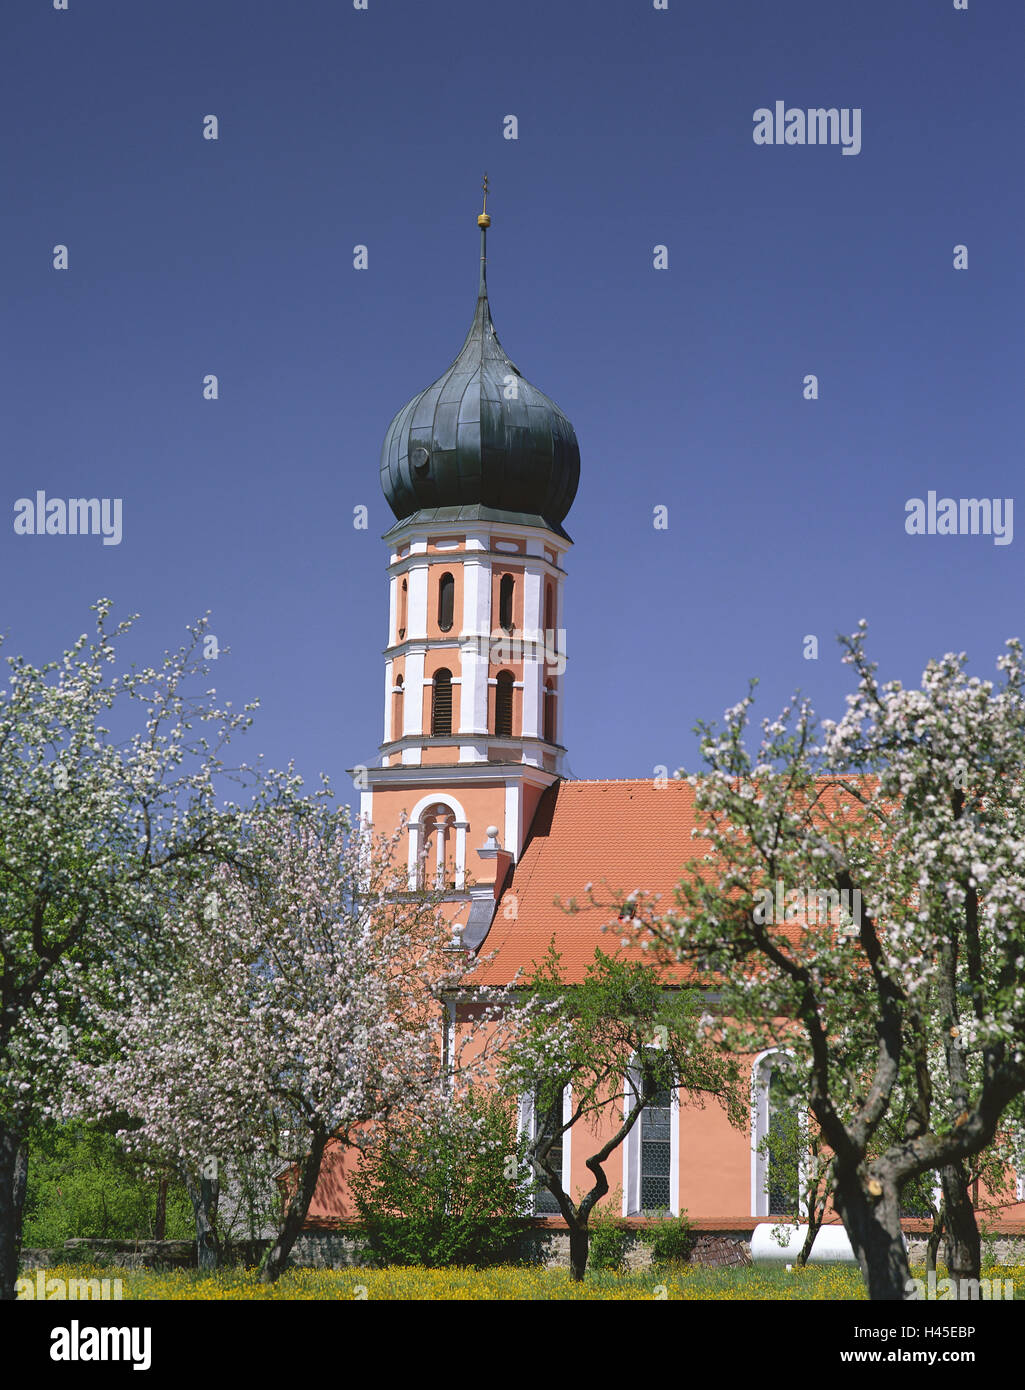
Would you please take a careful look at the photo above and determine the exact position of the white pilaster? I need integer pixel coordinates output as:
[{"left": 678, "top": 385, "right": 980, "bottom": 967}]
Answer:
[
  {"left": 407, "top": 564, "right": 429, "bottom": 640},
  {"left": 402, "top": 649, "right": 426, "bottom": 738},
  {"left": 460, "top": 556, "right": 492, "bottom": 736},
  {"left": 435, "top": 817, "right": 447, "bottom": 887},
  {"left": 454, "top": 821, "right": 468, "bottom": 889},
  {"left": 383, "top": 658, "right": 394, "bottom": 743},
  {"left": 504, "top": 782, "right": 522, "bottom": 860},
  {"left": 519, "top": 568, "right": 542, "bottom": 739},
  {"left": 407, "top": 821, "right": 421, "bottom": 889}
]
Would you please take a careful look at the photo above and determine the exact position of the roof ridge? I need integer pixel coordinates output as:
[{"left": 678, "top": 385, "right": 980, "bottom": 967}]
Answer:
[{"left": 563, "top": 777, "right": 688, "bottom": 785}]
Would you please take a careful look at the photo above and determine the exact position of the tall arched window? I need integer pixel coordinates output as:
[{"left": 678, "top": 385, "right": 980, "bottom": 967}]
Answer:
[
  {"left": 752, "top": 1052, "right": 802, "bottom": 1218},
  {"left": 518, "top": 1086, "right": 570, "bottom": 1215},
  {"left": 392, "top": 675, "right": 404, "bottom": 739},
  {"left": 431, "top": 668, "right": 452, "bottom": 737},
  {"left": 437, "top": 572, "right": 454, "bottom": 632},
  {"left": 397, "top": 577, "right": 408, "bottom": 641},
  {"left": 544, "top": 582, "right": 554, "bottom": 636},
  {"left": 624, "top": 1057, "right": 678, "bottom": 1216},
  {"left": 639, "top": 1087, "right": 673, "bottom": 1213},
  {"left": 495, "top": 671, "right": 514, "bottom": 738},
  {"left": 767, "top": 1070, "right": 801, "bottom": 1216},
  {"left": 543, "top": 682, "right": 556, "bottom": 744},
  {"left": 499, "top": 574, "right": 514, "bottom": 633}
]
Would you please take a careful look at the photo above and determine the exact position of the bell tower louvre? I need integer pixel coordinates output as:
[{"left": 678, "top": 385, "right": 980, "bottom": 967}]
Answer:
[{"left": 356, "top": 180, "right": 580, "bottom": 945}]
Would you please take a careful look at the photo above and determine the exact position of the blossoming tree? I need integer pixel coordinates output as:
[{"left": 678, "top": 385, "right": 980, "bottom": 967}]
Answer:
[
  {"left": 0, "top": 599, "right": 264, "bottom": 1301},
  {"left": 632, "top": 628, "right": 1025, "bottom": 1300},
  {"left": 67, "top": 800, "right": 483, "bottom": 1282}
]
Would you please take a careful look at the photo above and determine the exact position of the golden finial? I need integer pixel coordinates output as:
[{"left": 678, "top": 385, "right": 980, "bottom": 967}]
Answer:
[{"left": 478, "top": 172, "right": 491, "bottom": 227}]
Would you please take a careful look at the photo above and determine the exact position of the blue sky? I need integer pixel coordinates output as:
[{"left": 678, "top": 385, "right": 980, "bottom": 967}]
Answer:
[{"left": 3, "top": 0, "right": 1021, "bottom": 801}]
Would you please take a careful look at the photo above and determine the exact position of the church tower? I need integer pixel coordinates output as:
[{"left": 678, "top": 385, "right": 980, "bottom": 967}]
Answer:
[{"left": 359, "top": 181, "right": 579, "bottom": 943}]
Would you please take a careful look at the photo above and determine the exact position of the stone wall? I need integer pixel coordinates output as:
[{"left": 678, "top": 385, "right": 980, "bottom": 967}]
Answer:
[
  {"left": 19, "top": 1237, "right": 268, "bottom": 1271},
  {"left": 514, "top": 1229, "right": 752, "bottom": 1270},
  {"left": 905, "top": 1236, "right": 1025, "bottom": 1265},
  {"left": 20, "top": 1229, "right": 1025, "bottom": 1273}
]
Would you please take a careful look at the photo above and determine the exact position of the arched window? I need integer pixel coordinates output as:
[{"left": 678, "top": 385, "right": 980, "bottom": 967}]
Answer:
[
  {"left": 431, "top": 668, "right": 452, "bottom": 737},
  {"left": 543, "top": 682, "right": 556, "bottom": 744},
  {"left": 767, "top": 1070, "right": 801, "bottom": 1215},
  {"left": 438, "top": 572, "right": 454, "bottom": 632},
  {"left": 639, "top": 1087, "right": 673, "bottom": 1213},
  {"left": 419, "top": 802, "right": 453, "bottom": 889},
  {"left": 397, "top": 577, "right": 408, "bottom": 641},
  {"left": 752, "top": 1052, "right": 802, "bottom": 1218},
  {"left": 495, "top": 671, "right": 514, "bottom": 738},
  {"left": 408, "top": 794, "right": 468, "bottom": 893},
  {"left": 544, "top": 582, "right": 554, "bottom": 636},
  {"left": 624, "top": 1056, "right": 677, "bottom": 1216},
  {"left": 518, "top": 1086, "right": 570, "bottom": 1215},
  {"left": 499, "top": 574, "right": 514, "bottom": 633},
  {"left": 392, "top": 675, "right": 404, "bottom": 739}
]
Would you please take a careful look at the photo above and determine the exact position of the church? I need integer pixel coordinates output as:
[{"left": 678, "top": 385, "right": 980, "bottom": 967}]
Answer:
[{"left": 302, "top": 187, "right": 1025, "bottom": 1252}]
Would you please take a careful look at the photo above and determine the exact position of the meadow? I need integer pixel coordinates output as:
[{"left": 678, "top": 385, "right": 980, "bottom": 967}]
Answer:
[{"left": 16, "top": 1262, "right": 1025, "bottom": 1301}]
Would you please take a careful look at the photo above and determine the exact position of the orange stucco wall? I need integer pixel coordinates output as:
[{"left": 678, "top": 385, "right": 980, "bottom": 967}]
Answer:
[
  {"left": 303, "top": 1005, "right": 1025, "bottom": 1228},
  {"left": 305, "top": 1078, "right": 1025, "bottom": 1230},
  {"left": 367, "top": 781, "right": 513, "bottom": 891}
]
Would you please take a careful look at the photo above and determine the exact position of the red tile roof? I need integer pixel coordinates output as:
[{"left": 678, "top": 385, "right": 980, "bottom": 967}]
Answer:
[{"left": 474, "top": 778, "right": 708, "bottom": 985}]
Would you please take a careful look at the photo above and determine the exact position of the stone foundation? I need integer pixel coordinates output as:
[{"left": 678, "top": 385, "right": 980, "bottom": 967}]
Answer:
[
  {"left": 19, "top": 1229, "right": 1025, "bottom": 1273},
  {"left": 19, "top": 1229, "right": 752, "bottom": 1272},
  {"left": 19, "top": 1237, "right": 268, "bottom": 1271},
  {"left": 905, "top": 1236, "right": 1025, "bottom": 1265}
]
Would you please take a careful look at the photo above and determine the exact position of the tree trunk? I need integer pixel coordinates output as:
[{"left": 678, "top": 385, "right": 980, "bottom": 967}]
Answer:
[
  {"left": 12, "top": 1141, "right": 28, "bottom": 1245},
  {"left": 184, "top": 1169, "right": 221, "bottom": 1271},
  {"left": 0, "top": 1124, "right": 28, "bottom": 1302},
  {"left": 154, "top": 1175, "right": 168, "bottom": 1241},
  {"left": 259, "top": 1127, "right": 328, "bottom": 1284},
  {"left": 940, "top": 1162, "right": 980, "bottom": 1290},
  {"left": 567, "top": 1218, "right": 590, "bottom": 1282},
  {"left": 797, "top": 1197, "right": 826, "bottom": 1268},
  {"left": 926, "top": 1202, "right": 945, "bottom": 1276},
  {"left": 833, "top": 1171, "right": 912, "bottom": 1300}
]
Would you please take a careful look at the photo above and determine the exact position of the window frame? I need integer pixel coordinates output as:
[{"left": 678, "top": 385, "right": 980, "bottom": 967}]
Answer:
[
  {"left": 397, "top": 577, "right": 408, "bottom": 641},
  {"left": 498, "top": 573, "right": 515, "bottom": 634},
  {"left": 750, "top": 1048, "right": 807, "bottom": 1219},
  {"left": 518, "top": 1085, "right": 572, "bottom": 1215},
  {"left": 543, "top": 681, "right": 556, "bottom": 744},
  {"left": 431, "top": 667, "right": 453, "bottom": 737},
  {"left": 622, "top": 1054, "right": 679, "bottom": 1217},
  {"left": 494, "top": 670, "right": 515, "bottom": 738},
  {"left": 437, "top": 571, "right": 455, "bottom": 633}
]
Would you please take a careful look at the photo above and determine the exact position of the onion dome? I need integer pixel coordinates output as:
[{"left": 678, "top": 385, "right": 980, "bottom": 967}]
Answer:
[{"left": 380, "top": 181, "right": 580, "bottom": 537}]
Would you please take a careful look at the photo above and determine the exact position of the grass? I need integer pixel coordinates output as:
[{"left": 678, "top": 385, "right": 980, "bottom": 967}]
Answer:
[{"left": 15, "top": 1261, "right": 1025, "bottom": 1300}]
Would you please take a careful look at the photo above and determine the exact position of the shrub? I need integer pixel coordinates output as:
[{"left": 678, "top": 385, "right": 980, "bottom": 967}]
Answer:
[
  {"left": 350, "top": 1093, "right": 532, "bottom": 1267},
  {"left": 587, "top": 1209, "right": 628, "bottom": 1273},
  {"left": 645, "top": 1211, "right": 694, "bottom": 1270}
]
